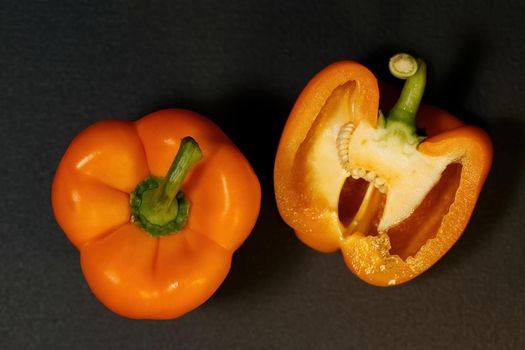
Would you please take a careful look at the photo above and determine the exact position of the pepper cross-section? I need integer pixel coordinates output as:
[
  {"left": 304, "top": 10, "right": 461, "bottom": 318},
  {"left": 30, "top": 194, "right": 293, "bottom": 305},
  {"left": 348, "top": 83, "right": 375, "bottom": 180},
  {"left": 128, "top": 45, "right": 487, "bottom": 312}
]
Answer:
[{"left": 274, "top": 54, "right": 492, "bottom": 286}]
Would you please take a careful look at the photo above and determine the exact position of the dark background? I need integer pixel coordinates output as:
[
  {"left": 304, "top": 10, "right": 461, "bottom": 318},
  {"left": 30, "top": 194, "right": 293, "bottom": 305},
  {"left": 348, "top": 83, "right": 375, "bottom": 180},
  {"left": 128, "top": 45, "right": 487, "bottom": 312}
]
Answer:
[{"left": 2, "top": 0, "right": 524, "bottom": 349}]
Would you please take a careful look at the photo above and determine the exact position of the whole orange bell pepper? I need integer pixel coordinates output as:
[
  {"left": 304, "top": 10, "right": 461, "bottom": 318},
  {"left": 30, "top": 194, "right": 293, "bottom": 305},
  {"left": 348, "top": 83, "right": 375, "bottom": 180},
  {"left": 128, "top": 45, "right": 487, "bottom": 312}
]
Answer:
[
  {"left": 274, "top": 53, "right": 492, "bottom": 286},
  {"left": 52, "top": 109, "right": 261, "bottom": 319}
]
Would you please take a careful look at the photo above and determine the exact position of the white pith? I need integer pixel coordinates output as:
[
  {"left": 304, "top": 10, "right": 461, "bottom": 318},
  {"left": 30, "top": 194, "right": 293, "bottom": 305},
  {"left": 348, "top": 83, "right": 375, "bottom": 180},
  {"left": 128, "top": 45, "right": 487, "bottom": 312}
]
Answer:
[{"left": 338, "top": 120, "right": 457, "bottom": 232}]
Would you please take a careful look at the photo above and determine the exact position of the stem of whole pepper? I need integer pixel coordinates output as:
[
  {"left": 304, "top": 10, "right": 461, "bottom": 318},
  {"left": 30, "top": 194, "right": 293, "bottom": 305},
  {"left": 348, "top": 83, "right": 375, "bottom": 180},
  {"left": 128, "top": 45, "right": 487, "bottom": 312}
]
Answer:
[
  {"left": 155, "top": 137, "right": 202, "bottom": 213},
  {"left": 137, "top": 137, "right": 202, "bottom": 228},
  {"left": 385, "top": 53, "right": 427, "bottom": 143}
]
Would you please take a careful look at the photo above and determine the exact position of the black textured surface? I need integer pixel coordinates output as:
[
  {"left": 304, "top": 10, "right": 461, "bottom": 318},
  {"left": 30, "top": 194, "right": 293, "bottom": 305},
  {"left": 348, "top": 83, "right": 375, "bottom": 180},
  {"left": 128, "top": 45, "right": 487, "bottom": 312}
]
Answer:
[{"left": 2, "top": 0, "right": 525, "bottom": 349}]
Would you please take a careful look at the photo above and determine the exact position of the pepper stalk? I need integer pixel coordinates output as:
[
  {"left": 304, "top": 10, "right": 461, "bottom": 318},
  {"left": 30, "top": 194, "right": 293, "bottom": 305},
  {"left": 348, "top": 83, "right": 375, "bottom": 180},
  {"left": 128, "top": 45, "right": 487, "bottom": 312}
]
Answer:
[
  {"left": 384, "top": 53, "right": 427, "bottom": 144},
  {"left": 131, "top": 137, "right": 202, "bottom": 236}
]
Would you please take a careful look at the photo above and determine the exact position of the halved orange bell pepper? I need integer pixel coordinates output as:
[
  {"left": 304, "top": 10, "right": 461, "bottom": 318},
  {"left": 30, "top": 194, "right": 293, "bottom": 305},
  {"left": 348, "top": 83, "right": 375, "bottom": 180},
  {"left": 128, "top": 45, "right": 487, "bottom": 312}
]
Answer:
[
  {"left": 52, "top": 109, "right": 261, "bottom": 318},
  {"left": 274, "top": 53, "right": 492, "bottom": 286}
]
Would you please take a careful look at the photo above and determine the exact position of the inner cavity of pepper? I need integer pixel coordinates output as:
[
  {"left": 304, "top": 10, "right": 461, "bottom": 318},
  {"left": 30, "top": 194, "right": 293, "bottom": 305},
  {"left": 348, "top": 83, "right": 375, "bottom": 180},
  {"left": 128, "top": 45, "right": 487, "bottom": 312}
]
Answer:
[
  {"left": 338, "top": 177, "right": 385, "bottom": 236},
  {"left": 338, "top": 163, "right": 462, "bottom": 260}
]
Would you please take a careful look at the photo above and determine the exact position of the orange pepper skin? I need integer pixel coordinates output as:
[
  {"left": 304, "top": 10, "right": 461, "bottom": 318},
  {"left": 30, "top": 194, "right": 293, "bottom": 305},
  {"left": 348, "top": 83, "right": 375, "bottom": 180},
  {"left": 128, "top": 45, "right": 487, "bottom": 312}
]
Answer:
[
  {"left": 52, "top": 109, "right": 261, "bottom": 319},
  {"left": 274, "top": 61, "right": 493, "bottom": 286}
]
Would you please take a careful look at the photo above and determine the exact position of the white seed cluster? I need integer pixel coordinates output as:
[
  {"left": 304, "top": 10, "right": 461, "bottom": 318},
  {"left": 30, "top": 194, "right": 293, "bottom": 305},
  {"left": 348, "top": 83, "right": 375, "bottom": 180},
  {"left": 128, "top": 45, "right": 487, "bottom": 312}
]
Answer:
[
  {"left": 336, "top": 122, "right": 355, "bottom": 170},
  {"left": 336, "top": 122, "right": 388, "bottom": 194},
  {"left": 350, "top": 168, "right": 387, "bottom": 193}
]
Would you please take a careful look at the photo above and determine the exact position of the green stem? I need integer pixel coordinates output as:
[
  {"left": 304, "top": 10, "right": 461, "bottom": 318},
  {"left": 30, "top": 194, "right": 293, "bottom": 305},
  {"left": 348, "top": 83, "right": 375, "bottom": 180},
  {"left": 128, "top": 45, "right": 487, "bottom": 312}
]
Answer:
[
  {"left": 156, "top": 137, "right": 203, "bottom": 212},
  {"left": 386, "top": 53, "right": 427, "bottom": 139},
  {"left": 130, "top": 137, "right": 202, "bottom": 236}
]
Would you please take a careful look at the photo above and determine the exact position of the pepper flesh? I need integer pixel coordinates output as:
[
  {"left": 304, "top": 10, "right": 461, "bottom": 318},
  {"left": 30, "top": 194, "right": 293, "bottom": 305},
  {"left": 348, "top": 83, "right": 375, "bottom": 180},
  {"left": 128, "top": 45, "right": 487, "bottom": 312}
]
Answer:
[
  {"left": 52, "top": 109, "right": 261, "bottom": 318},
  {"left": 274, "top": 57, "right": 492, "bottom": 286}
]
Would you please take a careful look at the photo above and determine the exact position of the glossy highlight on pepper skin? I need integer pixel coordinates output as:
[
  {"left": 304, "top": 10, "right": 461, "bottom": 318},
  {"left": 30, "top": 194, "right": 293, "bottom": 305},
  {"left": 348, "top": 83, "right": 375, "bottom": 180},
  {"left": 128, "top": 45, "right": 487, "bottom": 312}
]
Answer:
[
  {"left": 52, "top": 109, "right": 261, "bottom": 319},
  {"left": 274, "top": 58, "right": 492, "bottom": 286}
]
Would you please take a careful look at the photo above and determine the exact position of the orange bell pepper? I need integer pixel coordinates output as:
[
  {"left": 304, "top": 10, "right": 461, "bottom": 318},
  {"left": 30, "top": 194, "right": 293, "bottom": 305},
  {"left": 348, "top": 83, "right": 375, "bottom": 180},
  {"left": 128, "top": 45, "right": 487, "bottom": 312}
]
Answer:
[
  {"left": 52, "top": 109, "right": 261, "bottom": 319},
  {"left": 274, "top": 53, "right": 492, "bottom": 286}
]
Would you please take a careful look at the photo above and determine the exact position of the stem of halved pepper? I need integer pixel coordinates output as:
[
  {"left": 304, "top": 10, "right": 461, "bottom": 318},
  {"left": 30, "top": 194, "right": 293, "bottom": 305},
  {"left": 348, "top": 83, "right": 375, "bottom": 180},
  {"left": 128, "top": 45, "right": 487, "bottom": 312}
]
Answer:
[
  {"left": 130, "top": 137, "right": 203, "bottom": 236},
  {"left": 384, "top": 53, "right": 427, "bottom": 144}
]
